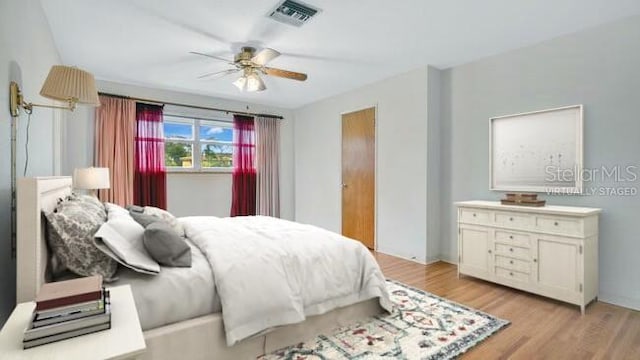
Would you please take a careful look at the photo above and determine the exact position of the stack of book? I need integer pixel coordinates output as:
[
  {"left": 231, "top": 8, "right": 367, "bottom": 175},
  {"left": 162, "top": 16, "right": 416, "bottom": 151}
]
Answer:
[
  {"left": 500, "top": 193, "right": 546, "bottom": 207},
  {"left": 24, "top": 275, "right": 111, "bottom": 349}
]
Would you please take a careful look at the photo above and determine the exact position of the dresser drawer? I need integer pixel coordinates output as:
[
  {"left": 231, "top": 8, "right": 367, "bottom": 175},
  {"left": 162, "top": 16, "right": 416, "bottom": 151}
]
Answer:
[
  {"left": 495, "top": 255, "right": 530, "bottom": 273},
  {"left": 495, "top": 243, "right": 530, "bottom": 259},
  {"left": 460, "top": 208, "right": 490, "bottom": 224},
  {"left": 495, "top": 230, "right": 530, "bottom": 247},
  {"left": 494, "top": 211, "right": 533, "bottom": 228},
  {"left": 496, "top": 267, "right": 530, "bottom": 282},
  {"left": 535, "top": 216, "right": 582, "bottom": 236}
]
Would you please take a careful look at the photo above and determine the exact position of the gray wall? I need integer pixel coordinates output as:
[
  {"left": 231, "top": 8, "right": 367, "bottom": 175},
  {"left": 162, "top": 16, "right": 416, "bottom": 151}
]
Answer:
[
  {"left": 294, "top": 67, "right": 433, "bottom": 263},
  {"left": 426, "top": 66, "right": 442, "bottom": 263},
  {"left": 440, "top": 15, "right": 640, "bottom": 310},
  {"left": 0, "top": 0, "right": 62, "bottom": 324},
  {"left": 166, "top": 173, "right": 232, "bottom": 217}
]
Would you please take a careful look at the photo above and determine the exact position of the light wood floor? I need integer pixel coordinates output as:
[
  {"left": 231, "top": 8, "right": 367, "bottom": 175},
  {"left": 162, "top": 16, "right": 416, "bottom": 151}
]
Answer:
[{"left": 373, "top": 252, "right": 640, "bottom": 360}]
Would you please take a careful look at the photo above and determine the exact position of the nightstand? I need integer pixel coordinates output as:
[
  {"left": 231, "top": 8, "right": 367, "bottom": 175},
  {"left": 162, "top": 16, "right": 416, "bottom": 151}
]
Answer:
[{"left": 0, "top": 285, "right": 146, "bottom": 360}]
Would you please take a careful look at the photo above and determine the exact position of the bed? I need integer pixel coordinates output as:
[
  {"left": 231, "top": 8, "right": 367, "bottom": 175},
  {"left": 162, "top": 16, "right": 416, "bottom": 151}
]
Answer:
[{"left": 16, "top": 176, "right": 390, "bottom": 360}]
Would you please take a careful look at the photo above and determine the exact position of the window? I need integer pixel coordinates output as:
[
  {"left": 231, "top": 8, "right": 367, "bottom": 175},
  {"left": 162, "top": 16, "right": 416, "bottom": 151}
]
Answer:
[{"left": 163, "top": 115, "right": 234, "bottom": 171}]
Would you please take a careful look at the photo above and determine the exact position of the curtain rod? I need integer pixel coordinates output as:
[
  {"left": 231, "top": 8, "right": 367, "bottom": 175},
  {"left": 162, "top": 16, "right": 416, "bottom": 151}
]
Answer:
[{"left": 98, "top": 92, "right": 284, "bottom": 120}]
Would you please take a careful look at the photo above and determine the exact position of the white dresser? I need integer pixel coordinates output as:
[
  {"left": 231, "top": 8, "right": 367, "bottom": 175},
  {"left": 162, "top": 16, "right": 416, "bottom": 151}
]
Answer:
[{"left": 456, "top": 200, "right": 601, "bottom": 314}]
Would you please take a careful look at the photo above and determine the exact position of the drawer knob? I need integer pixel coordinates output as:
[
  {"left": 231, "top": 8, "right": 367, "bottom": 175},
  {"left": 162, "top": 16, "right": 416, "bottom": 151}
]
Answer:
[
  {"left": 554, "top": 221, "right": 559, "bottom": 226},
  {"left": 509, "top": 217, "right": 514, "bottom": 221},
  {"left": 473, "top": 213, "right": 477, "bottom": 217},
  {"left": 510, "top": 272, "right": 514, "bottom": 276},
  {"left": 533, "top": 258, "right": 538, "bottom": 263},
  {"left": 509, "top": 248, "right": 514, "bottom": 252},
  {"left": 509, "top": 235, "right": 514, "bottom": 239},
  {"left": 488, "top": 249, "right": 492, "bottom": 254},
  {"left": 510, "top": 260, "right": 514, "bottom": 264}
]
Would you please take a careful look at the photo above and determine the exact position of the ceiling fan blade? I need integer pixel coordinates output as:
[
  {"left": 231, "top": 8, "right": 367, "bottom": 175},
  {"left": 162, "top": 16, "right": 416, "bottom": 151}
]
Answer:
[
  {"left": 251, "top": 48, "right": 281, "bottom": 65},
  {"left": 263, "top": 67, "right": 307, "bottom": 81},
  {"left": 197, "top": 68, "right": 239, "bottom": 79},
  {"left": 190, "top": 51, "right": 234, "bottom": 65}
]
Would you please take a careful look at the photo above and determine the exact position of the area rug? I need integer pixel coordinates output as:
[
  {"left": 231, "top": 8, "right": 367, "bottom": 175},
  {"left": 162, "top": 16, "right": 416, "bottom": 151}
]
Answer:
[{"left": 260, "top": 280, "right": 509, "bottom": 360}]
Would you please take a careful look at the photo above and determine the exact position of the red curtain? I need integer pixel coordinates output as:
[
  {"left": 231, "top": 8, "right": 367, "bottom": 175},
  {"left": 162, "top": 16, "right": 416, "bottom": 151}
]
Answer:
[
  {"left": 230, "top": 115, "right": 256, "bottom": 216},
  {"left": 134, "top": 103, "right": 167, "bottom": 209}
]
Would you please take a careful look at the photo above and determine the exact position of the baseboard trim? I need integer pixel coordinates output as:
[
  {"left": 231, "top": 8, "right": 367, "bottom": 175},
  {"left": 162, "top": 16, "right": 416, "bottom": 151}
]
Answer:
[
  {"left": 597, "top": 292, "right": 640, "bottom": 311},
  {"left": 375, "top": 251, "right": 459, "bottom": 267},
  {"left": 438, "top": 259, "right": 458, "bottom": 266},
  {"left": 425, "top": 258, "right": 441, "bottom": 265},
  {"left": 376, "top": 250, "right": 427, "bottom": 265}
]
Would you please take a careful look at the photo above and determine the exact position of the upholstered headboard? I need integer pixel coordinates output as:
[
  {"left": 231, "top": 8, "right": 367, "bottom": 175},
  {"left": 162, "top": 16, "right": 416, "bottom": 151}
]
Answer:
[{"left": 16, "top": 176, "right": 73, "bottom": 303}]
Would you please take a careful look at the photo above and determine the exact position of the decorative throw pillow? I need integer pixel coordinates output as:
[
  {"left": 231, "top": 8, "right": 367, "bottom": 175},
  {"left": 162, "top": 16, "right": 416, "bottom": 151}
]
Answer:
[
  {"left": 94, "top": 215, "right": 160, "bottom": 275},
  {"left": 126, "top": 204, "right": 145, "bottom": 214},
  {"left": 67, "top": 193, "right": 107, "bottom": 220},
  {"left": 143, "top": 222, "right": 192, "bottom": 267},
  {"left": 47, "top": 252, "right": 67, "bottom": 278},
  {"left": 45, "top": 197, "right": 117, "bottom": 281},
  {"left": 142, "top": 206, "right": 185, "bottom": 237},
  {"left": 130, "top": 211, "right": 163, "bottom": 228}
]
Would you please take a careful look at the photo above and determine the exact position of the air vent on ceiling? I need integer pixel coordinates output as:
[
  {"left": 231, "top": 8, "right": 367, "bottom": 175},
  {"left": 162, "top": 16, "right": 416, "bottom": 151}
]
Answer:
[{"left": 268, "top": 0, "right": 321, "bottom": 27}]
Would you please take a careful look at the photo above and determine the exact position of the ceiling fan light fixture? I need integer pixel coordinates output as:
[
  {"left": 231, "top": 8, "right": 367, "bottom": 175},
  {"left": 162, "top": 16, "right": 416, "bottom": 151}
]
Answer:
[
  {"left": 192, "top": 46, "right": 305, "bottom": 91},
  {"left": 233, "top": 76, "right": 247, "bottom": 91},
  {"left": 246, "top": 73, "right": 266, "bottom": 92}
]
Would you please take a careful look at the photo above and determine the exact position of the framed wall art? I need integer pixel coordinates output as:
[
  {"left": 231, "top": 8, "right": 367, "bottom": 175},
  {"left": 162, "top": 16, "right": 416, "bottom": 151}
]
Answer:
[{"left": 489, "top": 105, "right": 583, "bottom": 193}]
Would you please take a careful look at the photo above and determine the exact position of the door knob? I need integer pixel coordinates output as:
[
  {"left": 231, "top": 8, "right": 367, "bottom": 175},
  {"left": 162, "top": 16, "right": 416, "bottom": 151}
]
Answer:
[{"left": 342, "top": 183, "right": 348, "bottom": 188}]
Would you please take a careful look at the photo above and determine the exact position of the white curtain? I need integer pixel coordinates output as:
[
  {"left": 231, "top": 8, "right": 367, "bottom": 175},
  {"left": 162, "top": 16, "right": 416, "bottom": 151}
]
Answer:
[{"left": 255, "top": 117, "right": 280, "bottom": 217}]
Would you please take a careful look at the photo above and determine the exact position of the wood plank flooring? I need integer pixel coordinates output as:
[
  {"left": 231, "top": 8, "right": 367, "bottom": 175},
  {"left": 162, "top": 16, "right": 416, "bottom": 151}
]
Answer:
[{"left": 374, "top": 252, "right": 640, "bottom": 359}]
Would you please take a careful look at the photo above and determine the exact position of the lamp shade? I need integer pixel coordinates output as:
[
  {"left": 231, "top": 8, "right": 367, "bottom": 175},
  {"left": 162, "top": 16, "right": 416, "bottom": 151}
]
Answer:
[
  {"left": 233, "top": 69, "right": 266, "bottom": 92},
  {"left": 246, "top": 73, "right": 266, "bottom": 92},
  {"left": 40, "top": 65, "right": 100, "bottom": 106},
  {"left": 233, "top": 76, "right": 247, "bottom": 91},
  {"left": 73, "top": 167, "right": 110, "bottom": 190}
]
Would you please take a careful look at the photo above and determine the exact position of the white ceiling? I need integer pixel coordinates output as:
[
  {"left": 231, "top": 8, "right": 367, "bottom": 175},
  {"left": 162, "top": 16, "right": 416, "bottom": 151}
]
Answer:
[{"left": 41, "top": 0, "right": 640, "bottom": 109}]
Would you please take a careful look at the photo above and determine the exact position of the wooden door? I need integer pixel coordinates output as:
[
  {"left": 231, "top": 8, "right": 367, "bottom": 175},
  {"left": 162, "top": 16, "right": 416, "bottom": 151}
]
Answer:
[{"left": 341, "top": 107, "right": 375, "bottom": 249}]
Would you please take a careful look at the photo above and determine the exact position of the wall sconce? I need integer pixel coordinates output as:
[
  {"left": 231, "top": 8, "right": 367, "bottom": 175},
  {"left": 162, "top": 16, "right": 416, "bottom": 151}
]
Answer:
[
  {"left": 8, "top": 65, "right": 100, "bottom": 258},
  {"left": 9, "top": 65, "right": 100, "bottom": 116}
]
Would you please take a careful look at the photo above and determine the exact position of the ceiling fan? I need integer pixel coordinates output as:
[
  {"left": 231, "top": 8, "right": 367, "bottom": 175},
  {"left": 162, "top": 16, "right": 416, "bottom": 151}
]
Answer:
[{"left": 191, "top": 47, "right": 308, "bottom": 92}]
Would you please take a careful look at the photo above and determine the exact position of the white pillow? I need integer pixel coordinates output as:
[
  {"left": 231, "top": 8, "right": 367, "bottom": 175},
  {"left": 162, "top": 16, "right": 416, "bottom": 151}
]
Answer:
[
  {"left": 104, "top": 202, "right": 130, "bottom": 221},
  {"left": 94, "top": 214, "right": 160, "bottom": 275}
]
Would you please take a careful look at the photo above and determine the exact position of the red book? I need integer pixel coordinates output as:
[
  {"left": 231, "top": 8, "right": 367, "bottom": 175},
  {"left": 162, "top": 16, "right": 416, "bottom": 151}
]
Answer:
[{"left": 35, "top": 275, "right": 103, "bottom": 311}]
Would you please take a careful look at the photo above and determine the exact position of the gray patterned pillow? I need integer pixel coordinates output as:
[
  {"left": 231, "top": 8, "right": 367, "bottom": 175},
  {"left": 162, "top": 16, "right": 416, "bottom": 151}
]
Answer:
[
  {"left": 45, "top": 197, "right": 117, "bottom": 281},
  {"left": 48, "top": 193, "right": 107, "bottom": 277},
  {"left": 67, "top": 193, "right": 107, "bottom": 219}
]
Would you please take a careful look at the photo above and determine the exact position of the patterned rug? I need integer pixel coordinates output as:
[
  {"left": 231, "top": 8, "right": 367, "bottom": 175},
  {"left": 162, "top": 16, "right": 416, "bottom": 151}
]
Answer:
[{"left": 260, "top": 280, "right": 509, "bottom": 360}]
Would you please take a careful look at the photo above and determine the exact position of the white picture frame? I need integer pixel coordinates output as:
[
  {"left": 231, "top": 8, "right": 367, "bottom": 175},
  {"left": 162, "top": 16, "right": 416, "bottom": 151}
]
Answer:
[{"left": 489, "top": 105, "right": 583, "bottom": 193}]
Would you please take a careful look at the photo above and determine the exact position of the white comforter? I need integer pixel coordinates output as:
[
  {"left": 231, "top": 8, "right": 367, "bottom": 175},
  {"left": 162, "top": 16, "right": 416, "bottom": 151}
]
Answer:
[{"left": 181, "top": 216, "right": 392, "bottom": 346}]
